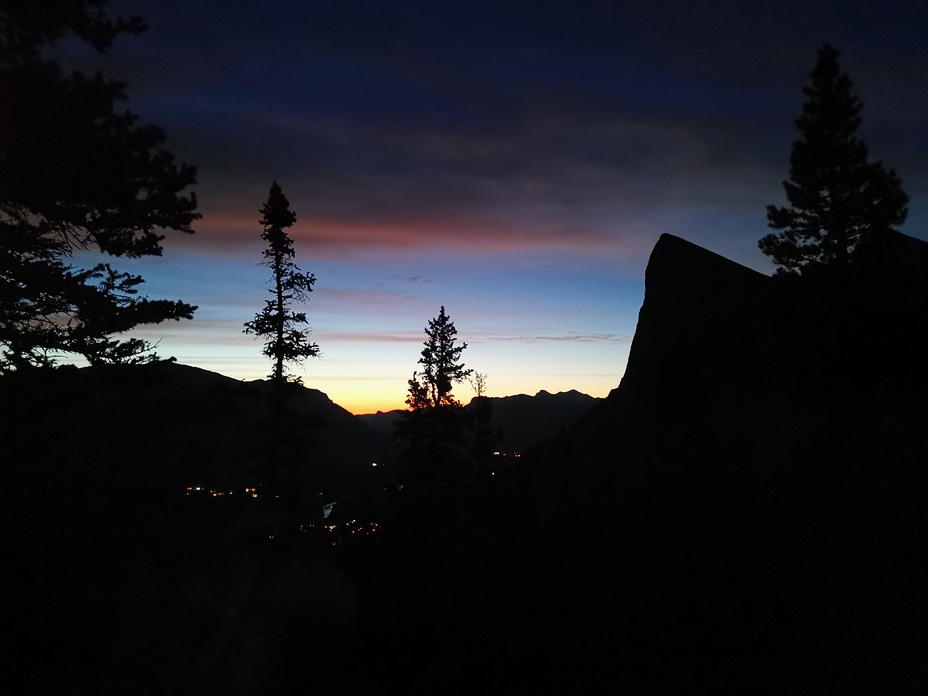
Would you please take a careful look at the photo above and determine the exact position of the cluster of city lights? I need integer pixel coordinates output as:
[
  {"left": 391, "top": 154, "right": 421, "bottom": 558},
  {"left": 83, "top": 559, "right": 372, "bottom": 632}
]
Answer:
[
  {"left": 185, "top": 486, "right": 261, "bottom": 498},
  {"left": 327, "top": 520, "right": 380, "bottom": 547},
  {"left": 184, "top": 488, "right": 382, "bottom": 548}
]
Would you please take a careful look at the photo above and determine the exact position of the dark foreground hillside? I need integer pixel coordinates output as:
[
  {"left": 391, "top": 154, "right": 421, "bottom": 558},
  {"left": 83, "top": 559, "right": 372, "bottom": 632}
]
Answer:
[
  {"left": 517, "top": 233, "right": 928, "bottom": 693},
  {"left": 2, "top": 362, "right": 395, "bottom": 531},
  {"left": 1, "top": 362, "right": 397, "bottom": 694},
  {"left": 3, "top": 233, "right": 928, "bottom": 694}
]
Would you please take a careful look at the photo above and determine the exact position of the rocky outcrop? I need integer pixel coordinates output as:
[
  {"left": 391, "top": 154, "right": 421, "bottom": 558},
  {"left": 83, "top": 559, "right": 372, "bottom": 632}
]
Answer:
[
  {"left": 528, "top": 231, "right": 928, "bottom": 693},
  {"left": 604, "top": 230, "right": 928, "bottom": 409},
  {"left": 617, "top": 233, "right": 777, "bottom": 400}
]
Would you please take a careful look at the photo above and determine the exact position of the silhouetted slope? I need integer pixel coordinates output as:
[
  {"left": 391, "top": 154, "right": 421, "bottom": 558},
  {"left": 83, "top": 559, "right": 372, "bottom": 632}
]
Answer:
[
  {"left": 1, "top": 361, "right": 396, "bottom": 542},
  {"left": 618, "top": 233, "right": 776, "bottom": 399},
  {"left": 355, "top": 409, "right": 402, "bottom": 435},
  {"left": 480, "top": 389, "right": 597, "bottom": 452},
  {"left": 523, "top": 231, "right": 928, "bottom": 693},
  {"left": 1, "top": 362, "right": 399, "bottom": 695}
]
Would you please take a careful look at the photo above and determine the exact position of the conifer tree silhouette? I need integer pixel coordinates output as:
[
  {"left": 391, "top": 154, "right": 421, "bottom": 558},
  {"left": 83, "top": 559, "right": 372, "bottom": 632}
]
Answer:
[
  {"left": 399, "top": 306, "right": 472, "bottom": 487},
  {"left": 412, "top": 305, "right": 472, "bottom": 409},
  {"left": 243, "top": 181, "right": 319, "bottom": 384},
  {"left": 760, "top": 43, "right": 908, "bottom": 274},
  {"left": 0, "top": 0, "right": 199, "bottom": 370}
]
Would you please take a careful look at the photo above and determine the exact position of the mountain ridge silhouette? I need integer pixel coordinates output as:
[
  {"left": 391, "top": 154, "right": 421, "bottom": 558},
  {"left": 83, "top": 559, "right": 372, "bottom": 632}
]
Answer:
[{"left": 359, "top": 388, "right": 599, "bottom": 454}]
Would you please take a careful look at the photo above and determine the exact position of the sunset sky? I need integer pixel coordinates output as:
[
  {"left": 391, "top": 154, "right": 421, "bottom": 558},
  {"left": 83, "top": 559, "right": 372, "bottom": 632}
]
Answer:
[{"left": 57, "top": 0, "right": 928, "bottom": 414}]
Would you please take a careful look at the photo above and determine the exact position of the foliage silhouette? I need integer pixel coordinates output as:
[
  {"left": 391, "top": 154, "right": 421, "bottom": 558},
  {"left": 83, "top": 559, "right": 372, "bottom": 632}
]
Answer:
[
  {"left": 243, "top": 181, "right": 319, "bottom": 384},
  {"left": 398, "top": 306, "right": 473, "bottom": 488},
  {"left": 0, "top": 0, "right": 199, "bottom": 371},
  {"left": 413, "top": 305, "right": 472, "bottom": 409},
  {"left": 760, "top": 43, "right": 908, "bottom": 274}
]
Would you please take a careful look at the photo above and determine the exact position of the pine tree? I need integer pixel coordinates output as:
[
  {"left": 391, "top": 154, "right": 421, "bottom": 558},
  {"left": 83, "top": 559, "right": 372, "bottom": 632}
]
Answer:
[
  {"left": 0, "top": 0, "right": 199, "bottom": 371},
  {"left": 398, "top": 306, "right": 473, "bottom": 487},
  {"left": 412, "top": 305, "right": 472, "bottom": 409},
  {"left": 243, "top": 181, "right": 319, "bottom": 384},
  {"left": 760, "top": 43, "right": 909, "bottom": 275}
]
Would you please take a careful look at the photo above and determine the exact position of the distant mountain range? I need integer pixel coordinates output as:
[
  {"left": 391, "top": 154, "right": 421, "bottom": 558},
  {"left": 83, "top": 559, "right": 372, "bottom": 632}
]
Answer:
[
  {"left": 358, "top": 389, "right": 599, "bottom": 454},
  {"left": 1, "top": 362, "right": 598, "bottom": 537}
]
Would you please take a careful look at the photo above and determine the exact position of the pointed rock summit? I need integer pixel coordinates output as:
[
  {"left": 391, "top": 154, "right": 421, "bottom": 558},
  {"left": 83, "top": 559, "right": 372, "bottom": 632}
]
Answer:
[{"left": 618, "top": 233, "right": 775, "bottom": 400}]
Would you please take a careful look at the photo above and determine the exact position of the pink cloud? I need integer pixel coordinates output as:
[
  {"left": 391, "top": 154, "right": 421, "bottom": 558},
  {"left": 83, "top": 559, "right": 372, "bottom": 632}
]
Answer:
[{"left": 180, "top": 212, "right": 627, "bottom": 260}]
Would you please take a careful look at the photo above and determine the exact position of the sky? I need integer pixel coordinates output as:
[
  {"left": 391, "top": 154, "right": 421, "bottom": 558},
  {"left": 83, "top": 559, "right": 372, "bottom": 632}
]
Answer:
[{"left": 55, "top": 0, "right": 928, "bottom": 414}]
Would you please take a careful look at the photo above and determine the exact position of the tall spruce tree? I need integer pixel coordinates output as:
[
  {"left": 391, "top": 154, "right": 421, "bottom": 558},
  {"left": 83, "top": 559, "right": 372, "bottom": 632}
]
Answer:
[
  {"left": 0, "top": 0, "right": 200, "bottom": 371},
  {"left": 243, "top": 181, "right": 319, "bottom": 384},
  {"left": 760, "top": 43, "right": 909, "bottom": 274}
]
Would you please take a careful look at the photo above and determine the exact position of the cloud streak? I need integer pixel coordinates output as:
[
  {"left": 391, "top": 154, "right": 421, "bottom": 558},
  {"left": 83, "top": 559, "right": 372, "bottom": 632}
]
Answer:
[{"left": 491, "top": 332, "right": 632, "bottom": 344}]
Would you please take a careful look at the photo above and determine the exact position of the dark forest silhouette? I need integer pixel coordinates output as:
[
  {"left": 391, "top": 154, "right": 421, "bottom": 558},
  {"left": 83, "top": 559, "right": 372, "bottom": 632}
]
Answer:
[{"left": 2, "top": 5, "right": 928, "bottom": 694}]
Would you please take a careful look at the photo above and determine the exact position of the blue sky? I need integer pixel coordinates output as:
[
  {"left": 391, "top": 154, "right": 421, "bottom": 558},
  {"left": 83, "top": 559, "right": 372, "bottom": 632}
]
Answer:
[{"left": 57, "top": 0, "right": 928, "bottom": 412}]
